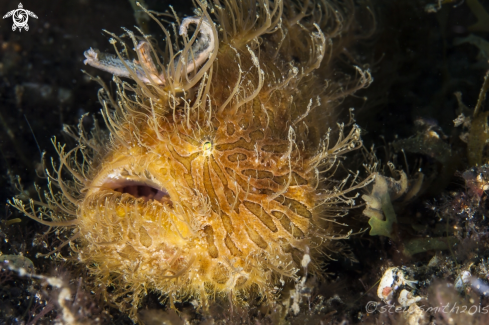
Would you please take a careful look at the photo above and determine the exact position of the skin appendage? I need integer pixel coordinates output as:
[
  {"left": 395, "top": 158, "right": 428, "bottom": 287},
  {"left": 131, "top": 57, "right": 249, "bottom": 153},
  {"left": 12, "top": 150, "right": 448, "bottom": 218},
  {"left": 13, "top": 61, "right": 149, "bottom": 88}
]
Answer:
[
  {"left": 11, "top": 0, "right": 373, "bottom": 320},
  {"left": 83, "top": 16, "right": 215, "bottom": 85}
]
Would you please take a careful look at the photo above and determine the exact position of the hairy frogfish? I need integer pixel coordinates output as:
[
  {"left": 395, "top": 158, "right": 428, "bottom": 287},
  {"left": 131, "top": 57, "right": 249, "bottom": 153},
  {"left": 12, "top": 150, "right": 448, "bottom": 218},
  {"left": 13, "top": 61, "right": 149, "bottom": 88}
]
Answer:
[{"left": 11, "top": 0, "right": 372, "bottom": 319}]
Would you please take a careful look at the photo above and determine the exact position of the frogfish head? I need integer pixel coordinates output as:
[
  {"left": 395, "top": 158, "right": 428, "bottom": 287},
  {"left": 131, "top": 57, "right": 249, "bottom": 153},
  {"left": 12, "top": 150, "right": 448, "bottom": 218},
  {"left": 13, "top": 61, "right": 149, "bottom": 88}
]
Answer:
[{"left": 11, "top": 0, "right": 372, "bottom": 319}]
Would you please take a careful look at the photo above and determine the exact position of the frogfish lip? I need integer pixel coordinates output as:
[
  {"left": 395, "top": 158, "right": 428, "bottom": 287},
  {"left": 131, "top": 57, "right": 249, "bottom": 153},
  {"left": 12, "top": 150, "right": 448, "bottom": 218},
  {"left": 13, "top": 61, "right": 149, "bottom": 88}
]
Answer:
[{"left": 88, "top": 167, "right": 172, "bottom": 205}]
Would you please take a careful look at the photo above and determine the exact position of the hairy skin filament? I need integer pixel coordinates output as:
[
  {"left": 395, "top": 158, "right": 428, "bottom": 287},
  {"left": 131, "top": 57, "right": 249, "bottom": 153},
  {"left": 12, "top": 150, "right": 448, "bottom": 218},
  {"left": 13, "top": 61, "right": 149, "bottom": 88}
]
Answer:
[
  {"left": 83, "top": 16, "right": 216, "bottom": 87},
  {"left": 11, "top": 0, "right": 373, "bottom": 321}
]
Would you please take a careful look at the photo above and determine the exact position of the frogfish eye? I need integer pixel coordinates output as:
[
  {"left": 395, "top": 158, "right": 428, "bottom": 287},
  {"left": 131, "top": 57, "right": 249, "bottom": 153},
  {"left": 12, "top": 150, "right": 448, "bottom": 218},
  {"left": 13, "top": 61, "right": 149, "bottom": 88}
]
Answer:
[{"left": 202, "top": 140, "right": 212, "bottom": 154}]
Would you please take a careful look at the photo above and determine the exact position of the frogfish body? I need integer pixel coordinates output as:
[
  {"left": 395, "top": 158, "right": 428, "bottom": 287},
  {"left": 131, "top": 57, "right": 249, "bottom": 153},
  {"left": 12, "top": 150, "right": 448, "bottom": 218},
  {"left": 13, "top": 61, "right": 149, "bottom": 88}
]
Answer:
[{"left": 11, "top": 0, "right": 372, "bottom": 319}]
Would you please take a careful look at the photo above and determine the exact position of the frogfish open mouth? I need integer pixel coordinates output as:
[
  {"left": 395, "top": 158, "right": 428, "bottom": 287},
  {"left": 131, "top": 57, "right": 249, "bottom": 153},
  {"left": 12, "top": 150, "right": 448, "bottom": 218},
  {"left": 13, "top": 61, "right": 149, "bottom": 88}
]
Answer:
[{"left": 11, "top": 0, "right": 373, "bottom": 319}]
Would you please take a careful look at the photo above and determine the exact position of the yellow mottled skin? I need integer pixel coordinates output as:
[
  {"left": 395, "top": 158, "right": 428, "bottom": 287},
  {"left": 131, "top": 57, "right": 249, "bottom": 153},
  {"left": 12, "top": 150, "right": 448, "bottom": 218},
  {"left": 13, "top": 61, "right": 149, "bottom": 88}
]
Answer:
[{"left": 11, "top": 0, "right": 373, "bottom": 320}]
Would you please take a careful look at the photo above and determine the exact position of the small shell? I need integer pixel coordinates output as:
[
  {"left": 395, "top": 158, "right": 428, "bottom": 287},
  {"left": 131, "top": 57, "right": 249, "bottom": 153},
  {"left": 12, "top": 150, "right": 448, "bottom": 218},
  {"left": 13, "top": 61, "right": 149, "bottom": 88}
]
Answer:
[
  {"left": 454, "top": 270, "right": 471, "bottom": 291},
  {"left": 427, "top": 255, "right": 440, "bottom": 267},
  {"left": 398, "top": 289, "right": 422, "bottom": 307},
  {"left": 377, "top": 267, "right": 418, "bottom": 303},
  {"left": 377, "top": 267, "right": 401, "bottom": 303}
]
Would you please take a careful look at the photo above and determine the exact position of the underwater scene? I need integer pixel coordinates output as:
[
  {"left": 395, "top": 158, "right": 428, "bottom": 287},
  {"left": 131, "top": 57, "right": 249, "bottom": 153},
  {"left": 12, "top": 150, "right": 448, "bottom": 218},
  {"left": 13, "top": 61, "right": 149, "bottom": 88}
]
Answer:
[{"left": 1, "top": 0, "right": 489, "bottom": 324}]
